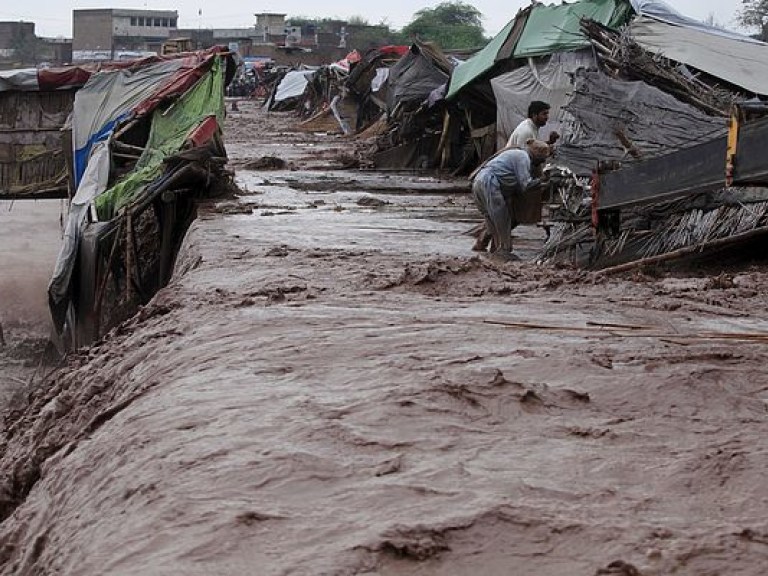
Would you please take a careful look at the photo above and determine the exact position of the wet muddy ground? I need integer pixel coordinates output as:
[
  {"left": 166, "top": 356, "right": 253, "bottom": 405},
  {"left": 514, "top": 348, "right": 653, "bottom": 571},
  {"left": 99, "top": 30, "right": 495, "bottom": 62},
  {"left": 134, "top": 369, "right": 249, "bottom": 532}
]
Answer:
[{"left": 1, "top": 100, "right": 767, "bottom": 575}]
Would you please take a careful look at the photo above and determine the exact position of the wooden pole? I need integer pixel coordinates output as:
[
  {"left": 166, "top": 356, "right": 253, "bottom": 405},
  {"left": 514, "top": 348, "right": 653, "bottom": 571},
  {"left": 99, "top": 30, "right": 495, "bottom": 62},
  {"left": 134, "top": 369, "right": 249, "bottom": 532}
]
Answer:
[{"left": 125, "top": 212, "right": 134, "bottom": 303}]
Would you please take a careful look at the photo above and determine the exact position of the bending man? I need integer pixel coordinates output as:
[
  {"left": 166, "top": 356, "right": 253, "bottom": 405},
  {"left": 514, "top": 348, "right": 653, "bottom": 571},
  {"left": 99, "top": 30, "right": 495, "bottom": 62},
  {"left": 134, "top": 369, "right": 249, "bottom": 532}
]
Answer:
[{"left": 471, "top": 139, "right": 550, "bottom": 261}]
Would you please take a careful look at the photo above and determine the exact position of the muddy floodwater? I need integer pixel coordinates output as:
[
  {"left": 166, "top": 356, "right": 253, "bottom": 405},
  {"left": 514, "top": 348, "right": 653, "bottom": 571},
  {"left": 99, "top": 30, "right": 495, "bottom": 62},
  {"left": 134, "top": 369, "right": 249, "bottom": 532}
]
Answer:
[
  {"left": 0, "top": 199, "right": 63, "bottom": 406},
  {"left": 1, "top": 100, "right": 768, "bottom": 575}
]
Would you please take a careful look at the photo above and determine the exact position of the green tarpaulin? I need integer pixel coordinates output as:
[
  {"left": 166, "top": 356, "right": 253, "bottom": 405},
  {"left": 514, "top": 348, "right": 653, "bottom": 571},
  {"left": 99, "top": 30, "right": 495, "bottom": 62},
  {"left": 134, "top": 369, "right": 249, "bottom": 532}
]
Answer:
[
  {"left": 514, "top": 0, "right": 633, "bottom": 58},
  {"left": 446, "top": 19, "right": 517, "bottom": 100},
  {"left": 94, "top": 56, "right": 225, "bottom": 220},
  {"left": 447, "top": 0, "right": 634, "bottom": 100}
]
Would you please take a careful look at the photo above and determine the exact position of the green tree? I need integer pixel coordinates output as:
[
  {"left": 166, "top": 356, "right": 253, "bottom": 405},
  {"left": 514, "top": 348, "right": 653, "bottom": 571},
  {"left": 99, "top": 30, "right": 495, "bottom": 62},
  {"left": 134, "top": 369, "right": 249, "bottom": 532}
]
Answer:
[
  {"left": 401, "top": 1, "right": 487, "bottom": 50},
  {"left": 737, "top": 0, "right": 768, "bottom": 40},
  {"left": 348, "top": 25, "right": 401, "bottom": 51}
]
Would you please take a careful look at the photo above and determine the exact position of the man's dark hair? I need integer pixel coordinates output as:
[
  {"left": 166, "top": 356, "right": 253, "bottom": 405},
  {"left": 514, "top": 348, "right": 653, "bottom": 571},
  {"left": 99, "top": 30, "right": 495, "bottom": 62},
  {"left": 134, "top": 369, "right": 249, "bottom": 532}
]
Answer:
[{"left": 527, "top": 101, "right": 550, "bottom": 117}]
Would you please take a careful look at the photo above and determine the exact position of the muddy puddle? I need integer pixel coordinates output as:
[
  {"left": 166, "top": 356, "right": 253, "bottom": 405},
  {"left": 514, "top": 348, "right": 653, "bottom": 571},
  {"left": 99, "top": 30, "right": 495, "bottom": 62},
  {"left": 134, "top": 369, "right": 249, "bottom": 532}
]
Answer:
[{"left": 1, "top": 100, "right": 767, "bottom": 575}]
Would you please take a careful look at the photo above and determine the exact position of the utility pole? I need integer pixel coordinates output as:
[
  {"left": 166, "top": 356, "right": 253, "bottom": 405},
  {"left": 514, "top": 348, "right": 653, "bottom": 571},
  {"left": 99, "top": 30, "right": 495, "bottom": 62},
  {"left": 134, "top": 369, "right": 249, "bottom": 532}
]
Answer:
[{"left": 198, "top": 8, "right": 202, "bottom": 49}]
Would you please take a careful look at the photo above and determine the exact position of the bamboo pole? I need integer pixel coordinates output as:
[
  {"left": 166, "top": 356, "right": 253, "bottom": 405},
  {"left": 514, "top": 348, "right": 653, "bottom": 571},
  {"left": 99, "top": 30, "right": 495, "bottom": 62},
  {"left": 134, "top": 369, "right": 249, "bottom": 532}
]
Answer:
[
  {"left": 93, "top": 222, "right": 123, "bottom": 337},
  {"left": 125, "top": 212, "right": 134, "bottom": 303}
]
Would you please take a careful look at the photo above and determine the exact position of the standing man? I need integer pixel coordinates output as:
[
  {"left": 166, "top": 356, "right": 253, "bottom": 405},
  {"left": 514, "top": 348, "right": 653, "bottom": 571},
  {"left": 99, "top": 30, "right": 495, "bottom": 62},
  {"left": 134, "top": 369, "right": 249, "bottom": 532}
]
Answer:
[
  {"left": 507, "top": 101, "right": 560, "bottom": 150},
  {"left": 471, "top": 139, "right": 550, "bottom": 262}
]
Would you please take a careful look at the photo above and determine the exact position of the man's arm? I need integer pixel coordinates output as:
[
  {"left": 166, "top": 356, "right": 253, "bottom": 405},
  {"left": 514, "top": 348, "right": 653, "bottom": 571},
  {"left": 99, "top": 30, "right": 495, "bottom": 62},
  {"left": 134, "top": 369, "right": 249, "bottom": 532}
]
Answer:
[{"left": 525, "top": 178, "right": 542, "bottom": 191}]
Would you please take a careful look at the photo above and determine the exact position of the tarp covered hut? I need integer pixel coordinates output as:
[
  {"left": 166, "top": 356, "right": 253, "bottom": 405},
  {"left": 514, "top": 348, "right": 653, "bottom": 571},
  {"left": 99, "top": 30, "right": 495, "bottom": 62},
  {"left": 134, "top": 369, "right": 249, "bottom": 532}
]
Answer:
[
  {"left": 49, "top": 48, "right": 236, "bottom": 348},
  {"left": 370, "top": 42, "right": 456, "bottom": 169},
  {"left": 266, "top": 68, "right": 318, "bottom": 112},
  {"left": 345, "top": 45, "right": 410, "bottom": 132},
  {"left": 267, "top": 52, "right": 360, "bottom": 126}
]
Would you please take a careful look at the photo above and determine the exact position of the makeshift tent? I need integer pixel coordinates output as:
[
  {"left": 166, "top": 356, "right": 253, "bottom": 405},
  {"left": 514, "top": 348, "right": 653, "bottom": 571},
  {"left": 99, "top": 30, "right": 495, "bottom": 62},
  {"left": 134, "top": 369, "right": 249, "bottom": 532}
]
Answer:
[
  {"left": 93, "top": 57, "right": 226, "bottom": 220},
  {"left": 382, "top": 43, "right": 452, "bottom": 112},
  {"left": 369, "top": 42, "right": 457, "bottom": 169},
  {"left": 345, "top": 46, "right": 410, "bottom": 131},
  {"left": 49, "top": 49, "right": 234, "bottom": 347},
  {"left": 446, "top": 0, "right": 632, "bottom": 100},
  {"left": 269, "top": 69, "right": 317, "bottom": 110},
  {"left": 72, "top": 59, "right": 188, "bottom": 186}
]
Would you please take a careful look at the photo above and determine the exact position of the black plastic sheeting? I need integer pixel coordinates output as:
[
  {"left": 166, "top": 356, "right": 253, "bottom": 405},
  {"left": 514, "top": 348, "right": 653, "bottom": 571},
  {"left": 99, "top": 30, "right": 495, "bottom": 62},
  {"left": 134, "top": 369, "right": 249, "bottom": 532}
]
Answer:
[
  {"left": 598, "top": 135, "right": 727, "bottom": 210},
  {"left": 555, "top": 68, "right": 727, "bottom": 176},
  {"left": 733, "top": 116, "right": 768, "bottom": 187}
]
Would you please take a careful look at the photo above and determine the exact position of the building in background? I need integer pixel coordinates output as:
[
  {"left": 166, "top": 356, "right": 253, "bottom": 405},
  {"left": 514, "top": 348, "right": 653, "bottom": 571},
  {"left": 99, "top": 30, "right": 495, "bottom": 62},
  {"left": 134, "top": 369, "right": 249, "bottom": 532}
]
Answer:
[
  {"left": 0, "top": 21, "right": 72, "bottom": 68},
  {"left": 254, "top": 13, "right": 287, "bottom": 44},
  {"left": 72, "top": 9, "right": 178, "bottom": 62}
]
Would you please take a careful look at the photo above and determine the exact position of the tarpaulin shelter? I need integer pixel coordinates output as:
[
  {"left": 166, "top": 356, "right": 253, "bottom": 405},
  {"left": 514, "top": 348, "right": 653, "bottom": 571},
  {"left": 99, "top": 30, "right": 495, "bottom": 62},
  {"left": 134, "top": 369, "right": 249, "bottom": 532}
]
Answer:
[
  {"left": 71, "top": 59, "right": 194, "bottom": 188},
  {"left": 48, "top": 48, "right": 236, "bottom": 348},
  {"left": 446, "top": 0, "right": 632, "bottom": 101},
  {"left": 267, "top": 68, "right": 318, "bottom": 111},
  {"left": 369, "top": 42, "right": 457, "bottom": 169},
  {"left": 381, "top": 43, "right": 452, "bottom": 113},
  {"left": 345, "top": 46, "right": 410, "bottom": 132}
]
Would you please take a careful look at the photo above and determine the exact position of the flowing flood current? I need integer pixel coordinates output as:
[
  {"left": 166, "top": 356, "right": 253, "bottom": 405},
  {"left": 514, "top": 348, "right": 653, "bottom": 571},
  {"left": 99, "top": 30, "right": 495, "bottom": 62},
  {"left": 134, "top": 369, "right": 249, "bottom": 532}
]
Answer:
[{"left": 1, "top": 101, "right": 767, "bottom": 575}]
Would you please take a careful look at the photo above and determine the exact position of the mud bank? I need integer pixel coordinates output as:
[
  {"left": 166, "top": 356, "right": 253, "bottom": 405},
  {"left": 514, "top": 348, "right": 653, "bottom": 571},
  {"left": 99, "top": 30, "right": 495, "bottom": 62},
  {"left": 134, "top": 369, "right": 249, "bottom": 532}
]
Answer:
[{"left": 1, "top": 101, "right": 767, "bottom": 575}]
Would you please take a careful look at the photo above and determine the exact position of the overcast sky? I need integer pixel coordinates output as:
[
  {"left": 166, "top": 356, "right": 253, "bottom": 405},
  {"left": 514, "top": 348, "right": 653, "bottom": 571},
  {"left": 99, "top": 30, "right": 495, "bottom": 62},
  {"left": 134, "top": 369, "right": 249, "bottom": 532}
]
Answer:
[{"left": 0, "top": 0, "right": 750, "bottom": 39}]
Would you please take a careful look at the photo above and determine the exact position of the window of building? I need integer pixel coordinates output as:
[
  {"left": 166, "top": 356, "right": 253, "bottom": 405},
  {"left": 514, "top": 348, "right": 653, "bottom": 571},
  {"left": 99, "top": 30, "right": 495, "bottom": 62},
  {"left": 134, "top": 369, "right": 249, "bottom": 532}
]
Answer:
[
  {"left": 154, "top": 18, "right": 161, "bottom": 27},
  {"left": 170, "top": 18, "right": 177, "bottom": 28},
  {"left": 162, "top": 18, "right": 168, "bottom": 27},
  {"left": 138, "top": 17, "right": 144, "bottom": 26},
  {"left": 130, "top": 17, "right": 137, "bottom": 26}
]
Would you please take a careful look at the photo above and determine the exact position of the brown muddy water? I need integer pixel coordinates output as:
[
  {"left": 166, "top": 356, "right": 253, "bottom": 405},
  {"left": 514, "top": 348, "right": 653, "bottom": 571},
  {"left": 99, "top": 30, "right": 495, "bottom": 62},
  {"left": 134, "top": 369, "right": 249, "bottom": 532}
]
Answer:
[
  {"left": 0, "top": 199, "right": 64, "bottom": 405},
  {"left": 1, "top": 100, "right": 767, "bottom": 575}
]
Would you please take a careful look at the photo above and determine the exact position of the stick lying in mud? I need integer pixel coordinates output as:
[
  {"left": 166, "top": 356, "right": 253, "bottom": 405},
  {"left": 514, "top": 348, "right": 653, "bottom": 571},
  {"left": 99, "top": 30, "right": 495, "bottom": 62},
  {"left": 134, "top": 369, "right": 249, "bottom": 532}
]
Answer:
[
  {"left": 0, "top": 321, "right": 5, "bottom": 348},
  {"left": 483, "top": 319, "right": 768, "bottom": 342}
]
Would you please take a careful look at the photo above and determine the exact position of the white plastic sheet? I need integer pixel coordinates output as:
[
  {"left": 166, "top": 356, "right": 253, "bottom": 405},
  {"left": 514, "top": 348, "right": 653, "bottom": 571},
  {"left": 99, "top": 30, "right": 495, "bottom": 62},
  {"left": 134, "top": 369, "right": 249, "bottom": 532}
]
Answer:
[
  {"left": 630, "top": 15, "right": 768, "bottom": 96},
  {"left": 491, "top": 51, "right": 595, "bottom": 150}
]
